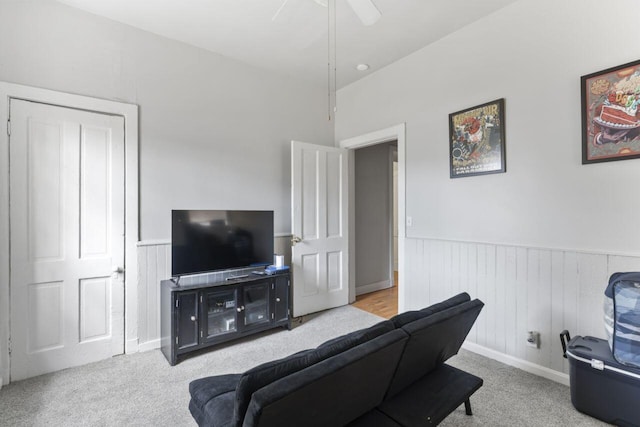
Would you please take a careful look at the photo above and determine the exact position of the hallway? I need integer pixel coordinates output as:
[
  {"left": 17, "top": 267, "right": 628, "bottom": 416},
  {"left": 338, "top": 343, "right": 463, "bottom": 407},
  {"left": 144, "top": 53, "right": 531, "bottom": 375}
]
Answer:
[{"left": 352, "top": 272, "right": 398, "bottom": 319}]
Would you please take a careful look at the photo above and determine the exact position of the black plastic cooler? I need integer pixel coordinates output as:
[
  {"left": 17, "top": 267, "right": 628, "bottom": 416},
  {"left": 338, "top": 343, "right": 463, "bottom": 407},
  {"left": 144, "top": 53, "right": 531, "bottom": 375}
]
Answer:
[{"left": 561, "top": 332, "right": 640, "bottom": 426}]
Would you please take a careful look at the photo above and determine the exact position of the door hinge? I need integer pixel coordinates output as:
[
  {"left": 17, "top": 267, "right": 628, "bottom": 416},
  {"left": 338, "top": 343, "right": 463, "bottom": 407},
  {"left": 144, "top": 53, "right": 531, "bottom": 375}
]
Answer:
[
  {"left": 175, "top": 299, "right": 179, "bottom": 308},
  {"left": 200, "top": 331, "right": 203, "bottom": 338},
  {"left": 271, "top": 313, "right": 274, "bottom": 320},
  {"left": 200, "top": 295, "right": 203, "bottom": 303},
  {"left": 6, "top": 119, "right": 10, "bottom": 137},
  {"left": 7, "top": 338, "right": 11, "bottom": 356},
  {"left": 175, "top": 336, "right": 178, "bottom": 345}
]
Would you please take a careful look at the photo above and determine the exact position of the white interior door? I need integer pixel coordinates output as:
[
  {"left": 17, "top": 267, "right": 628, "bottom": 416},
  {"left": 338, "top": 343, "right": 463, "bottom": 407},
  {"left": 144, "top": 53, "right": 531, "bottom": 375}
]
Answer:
[
  {"left": 291, "top": 141, "right": 348, "bottom": 317},
  {"left": 9, "top": 99, "right": 125, "bottom": 381}
]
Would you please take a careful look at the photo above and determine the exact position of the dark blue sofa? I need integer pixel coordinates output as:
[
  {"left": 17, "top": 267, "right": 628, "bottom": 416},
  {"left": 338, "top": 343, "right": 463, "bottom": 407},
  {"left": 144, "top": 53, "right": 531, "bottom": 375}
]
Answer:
[{"left": 189, "top": 292, "right": 484, "bottom": 426}]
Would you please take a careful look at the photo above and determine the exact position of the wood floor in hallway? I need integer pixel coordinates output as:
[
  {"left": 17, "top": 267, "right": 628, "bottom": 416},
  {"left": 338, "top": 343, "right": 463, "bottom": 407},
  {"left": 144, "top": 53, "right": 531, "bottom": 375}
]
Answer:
[{"left": 352, "top": 272, "right": 399, "bottom": 319}]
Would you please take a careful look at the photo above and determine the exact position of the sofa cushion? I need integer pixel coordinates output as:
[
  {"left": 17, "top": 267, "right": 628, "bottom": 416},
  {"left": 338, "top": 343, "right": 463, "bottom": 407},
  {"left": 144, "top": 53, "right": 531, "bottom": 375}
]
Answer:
[
  {"left": 390, "top": 292, "right": 470, "bottom": 328},
  {"left": 232, "top": 349, "right": 316, "bottom": 426},
  {"left": 386, "top": 299, "right": 484, "bottom": 398},
  {"left": 242, "top": 329, "right": 409, "bottom": 427},
  {"left": 232, "top": 320, "right": 394, "bottom": 426},
  {"left": 316, "top": 320, "right": 395, "bottom": 354}
]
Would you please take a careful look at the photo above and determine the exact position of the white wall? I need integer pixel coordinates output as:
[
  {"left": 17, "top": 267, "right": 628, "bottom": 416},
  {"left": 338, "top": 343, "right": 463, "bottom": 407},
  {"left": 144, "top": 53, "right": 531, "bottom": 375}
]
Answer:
[
  {"left": 336, "top": 0, "right": 640, "bottom": 378},
  {"left": 0, "top": 0, "right": 332, "bottom": 373},
  {"left": 0, "top": 0, "right": 334, "bottom": 240}
]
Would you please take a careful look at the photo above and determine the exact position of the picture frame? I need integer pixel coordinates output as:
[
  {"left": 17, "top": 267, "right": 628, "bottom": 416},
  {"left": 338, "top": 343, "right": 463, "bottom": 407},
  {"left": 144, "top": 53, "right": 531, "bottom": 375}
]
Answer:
[
  {"left": 581, "top": 59, "right": 640, "bottom": 164},
  {"left": 449, "top": 98, "right": 506, "bottom": 178}
]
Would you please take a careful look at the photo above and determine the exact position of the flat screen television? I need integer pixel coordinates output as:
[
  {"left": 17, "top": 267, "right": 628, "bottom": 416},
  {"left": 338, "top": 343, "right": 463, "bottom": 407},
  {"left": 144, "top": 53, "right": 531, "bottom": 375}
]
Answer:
[{"left": 171, "top": 210, "right": 274, "bottom": 277}]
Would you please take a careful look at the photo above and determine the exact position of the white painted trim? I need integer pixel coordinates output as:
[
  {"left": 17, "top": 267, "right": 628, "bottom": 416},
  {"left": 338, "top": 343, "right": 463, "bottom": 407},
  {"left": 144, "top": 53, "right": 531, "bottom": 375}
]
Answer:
[
  {"left": 137, "top": 338, "right": 161, "bottom": 353},
  {"left": 406, "top": 235, "right": 640, "bottom": 259},
  {"left": 356, "top": 280, "right": 392, "bottom": 296},
  {"left": 0, "top": 82, "right": 139, "bottom": 385},
  {"left": 137, "top": 239, "right": 171, "bottom": 247},
  {"left": 462, "top": 341, "right": 570, "bottom": 386},
  {"left": 339, "top": 123, "right": 406, "bottom": 312}
]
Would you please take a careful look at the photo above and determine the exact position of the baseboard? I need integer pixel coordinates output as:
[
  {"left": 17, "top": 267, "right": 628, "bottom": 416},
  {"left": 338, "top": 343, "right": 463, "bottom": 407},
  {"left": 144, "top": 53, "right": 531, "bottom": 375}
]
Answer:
[
  {"left": 125, "top": 338, "right": 140, "bottom": 354},
  {"left": 462, "top": 341, "right": 570, "bottom": 387},
  {"left": 355, "top": 280, "right": 392, "bottom": 296},
  {"left": 138, "top": 338, "right": 161, "bottom": 352}
]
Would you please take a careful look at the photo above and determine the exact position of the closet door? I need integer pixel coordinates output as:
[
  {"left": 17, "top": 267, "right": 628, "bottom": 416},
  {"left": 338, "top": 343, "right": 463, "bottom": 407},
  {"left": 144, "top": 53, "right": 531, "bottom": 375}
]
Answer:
[{"left": 9, "top": 99, "right": 125, "bottom": 381}]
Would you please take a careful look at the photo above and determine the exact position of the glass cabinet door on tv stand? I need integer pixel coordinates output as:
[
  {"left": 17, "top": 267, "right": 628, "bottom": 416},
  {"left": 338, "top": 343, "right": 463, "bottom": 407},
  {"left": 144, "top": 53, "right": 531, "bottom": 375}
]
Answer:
[
  {"left": 203, "top": 288, "right": 238, "bottom": 340},
  {"left": 241, "top": 282, "right": 270, "bottom": 330}
]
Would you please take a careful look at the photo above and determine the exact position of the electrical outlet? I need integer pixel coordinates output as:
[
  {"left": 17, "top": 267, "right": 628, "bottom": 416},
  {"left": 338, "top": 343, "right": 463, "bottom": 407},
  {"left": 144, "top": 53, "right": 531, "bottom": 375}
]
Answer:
[{"left": 526, "top": 331, "right": 540, "bottom": 348}]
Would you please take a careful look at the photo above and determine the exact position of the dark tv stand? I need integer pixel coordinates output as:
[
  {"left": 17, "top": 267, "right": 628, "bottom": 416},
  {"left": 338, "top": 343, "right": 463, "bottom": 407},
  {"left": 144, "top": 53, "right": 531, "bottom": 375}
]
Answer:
[{"left": 160, "top": 271, "right": 291, "bottom": 365}]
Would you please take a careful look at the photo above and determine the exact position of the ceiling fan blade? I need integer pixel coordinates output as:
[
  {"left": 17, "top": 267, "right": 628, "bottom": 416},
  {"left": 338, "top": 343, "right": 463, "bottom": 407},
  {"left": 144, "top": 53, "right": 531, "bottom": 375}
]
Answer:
[
  {"left": 346, "top": 0, "right": 381, "bottom": 26},
  {"left": 272, "top": 0, "right": 290, "bottom": 21}
]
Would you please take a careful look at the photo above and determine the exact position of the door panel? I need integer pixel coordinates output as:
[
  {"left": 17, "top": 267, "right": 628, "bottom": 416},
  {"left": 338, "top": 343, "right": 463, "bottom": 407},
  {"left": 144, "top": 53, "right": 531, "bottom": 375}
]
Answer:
[
  {"left": 273, "top": 276, "right": 289, "bottom": 323},
  {"left": 327, "top": 252, "right": 342, "bottom": 291},
  {"left": 28, "top": 119, "right": 64, "bottom": 261},
  {"left": 9, "top": 99, "right": 125, "bottom": 381},
  {"left": 177, "top": 292, "right": 199, "bottom": 350},
  {"left": 79, "top": 277, "right": 111, "bottom": 342},
  {"left": 80, "top": 126, "right": 112, "bottom": 258},
  {"left": 291, "top": 141, "right": 348, "bottom": 317},
  {"left": 27, "top": 281, "right": 63, "bottom": 353},
  {"left": 242, "top": 282, "right": 270, "bottom": 329}
]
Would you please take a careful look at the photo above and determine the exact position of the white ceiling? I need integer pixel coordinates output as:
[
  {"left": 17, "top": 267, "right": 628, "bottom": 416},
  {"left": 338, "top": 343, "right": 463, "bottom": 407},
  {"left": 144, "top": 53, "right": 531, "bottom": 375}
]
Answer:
[{"left": 54, "top": 0, "right": 518, "bottom": 88}]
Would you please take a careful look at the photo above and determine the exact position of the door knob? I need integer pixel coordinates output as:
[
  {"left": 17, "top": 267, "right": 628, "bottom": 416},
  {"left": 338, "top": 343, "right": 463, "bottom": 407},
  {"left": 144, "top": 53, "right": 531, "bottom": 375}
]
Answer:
[
  {"left": 112, "top": 266, "right": 124, "bottom": 274},
  {"left": 291, "top": 236, "right": 302, "bottom": 246},
  {"left": 276, "top": 298, "right": 281, "bottom": 302},
  {"left": 237, "top": 306, "right": 245, "bottom": 312},
  {"left": 190, "top": 316, "right": 196, "bottom": 322}
]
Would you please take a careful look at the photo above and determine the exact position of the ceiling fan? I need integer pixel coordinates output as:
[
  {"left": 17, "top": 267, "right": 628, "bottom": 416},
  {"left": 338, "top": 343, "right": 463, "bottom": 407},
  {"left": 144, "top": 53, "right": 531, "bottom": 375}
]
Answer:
[{"left": 273, "top": 0, "right": 381, "bottom": 26}]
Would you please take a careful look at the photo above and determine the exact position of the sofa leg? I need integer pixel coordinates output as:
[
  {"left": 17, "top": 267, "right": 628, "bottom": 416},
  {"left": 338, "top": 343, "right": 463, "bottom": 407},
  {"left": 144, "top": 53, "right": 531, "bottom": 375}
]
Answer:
[{"left": 464, "top": 398, "right": 473, "bottom": 416}]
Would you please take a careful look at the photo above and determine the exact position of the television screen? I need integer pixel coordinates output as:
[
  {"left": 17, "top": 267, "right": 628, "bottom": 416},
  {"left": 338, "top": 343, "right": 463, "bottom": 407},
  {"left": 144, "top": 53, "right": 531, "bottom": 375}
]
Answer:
[{"left": 171, "top": 210, "right": 274, "bottom": 277}]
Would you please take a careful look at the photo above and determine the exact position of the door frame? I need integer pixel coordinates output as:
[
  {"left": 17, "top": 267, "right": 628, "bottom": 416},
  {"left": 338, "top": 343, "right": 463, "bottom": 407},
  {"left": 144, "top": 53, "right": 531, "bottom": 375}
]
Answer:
[
  {"left": 338, "top": 123, "right": 406, "bottom": 312},
  {"left": 0, "top": 82, "right": 139, "bottom": 386}
]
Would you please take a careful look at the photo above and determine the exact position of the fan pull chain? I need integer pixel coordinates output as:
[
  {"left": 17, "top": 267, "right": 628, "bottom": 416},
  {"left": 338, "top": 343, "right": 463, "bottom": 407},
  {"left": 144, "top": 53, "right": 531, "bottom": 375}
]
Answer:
[{"left": 327, "top": 0, "right": 337, "bottom": 121}]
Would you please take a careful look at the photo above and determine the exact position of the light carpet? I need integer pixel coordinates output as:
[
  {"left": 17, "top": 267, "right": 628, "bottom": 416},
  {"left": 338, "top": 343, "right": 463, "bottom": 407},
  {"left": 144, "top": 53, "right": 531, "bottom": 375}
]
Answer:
[{"left": 0, "top": 305, "right": 607, "bottom": 426}]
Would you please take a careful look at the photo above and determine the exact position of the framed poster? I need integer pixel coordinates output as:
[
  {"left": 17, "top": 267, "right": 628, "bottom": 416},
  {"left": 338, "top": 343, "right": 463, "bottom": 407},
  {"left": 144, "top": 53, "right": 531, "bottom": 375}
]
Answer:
[
  {"left": 449, "top": 98, "right": 506, "bottom": 178},
  {"left": 581, "top": 59, "right": 640, "bottom": 164}
]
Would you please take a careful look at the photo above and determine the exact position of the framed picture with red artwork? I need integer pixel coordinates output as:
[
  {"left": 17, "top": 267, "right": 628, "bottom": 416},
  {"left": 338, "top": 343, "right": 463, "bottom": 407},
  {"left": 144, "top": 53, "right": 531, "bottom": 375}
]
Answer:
[
  {"left": 581, "top": 59, "right": 640, "bottom": 164},
  {"left": 449, "top": 98, "right": 506, "bottom": 178}
]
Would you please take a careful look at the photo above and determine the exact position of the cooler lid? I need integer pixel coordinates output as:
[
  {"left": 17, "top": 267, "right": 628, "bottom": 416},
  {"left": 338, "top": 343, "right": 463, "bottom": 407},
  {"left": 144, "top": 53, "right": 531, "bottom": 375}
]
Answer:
[{"left": 566, "top": 336, "right": 640, "bottom": 380}]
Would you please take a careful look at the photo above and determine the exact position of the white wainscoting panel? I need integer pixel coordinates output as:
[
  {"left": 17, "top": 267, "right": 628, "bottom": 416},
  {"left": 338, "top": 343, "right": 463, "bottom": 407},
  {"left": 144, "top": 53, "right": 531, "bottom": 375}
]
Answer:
[
  {"left": 137, "top": 241, "right": 170, "bottom": 351},
  {"left": 404, "top": 238, "right": 640, "bottom": 376},
  {"left": 136, "top": 235, "right": 293, "bottom": 351}
]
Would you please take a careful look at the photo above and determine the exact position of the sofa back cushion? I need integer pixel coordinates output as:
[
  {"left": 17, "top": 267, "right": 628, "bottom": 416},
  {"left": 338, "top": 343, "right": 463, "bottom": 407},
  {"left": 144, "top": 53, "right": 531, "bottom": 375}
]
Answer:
[
  {"left": 385, "top": 299, "right": 484, "bottom": 399},
  {"left": 232, "top": 320, "right": 394, "bottom": 426},
  {"left": 390, "top": 292, "right": 470, "bottom": 328},
  {"left": 242, "top": 329, "right": 409, "bottom": 427}
]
